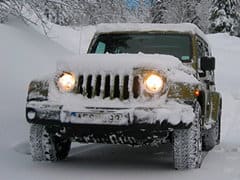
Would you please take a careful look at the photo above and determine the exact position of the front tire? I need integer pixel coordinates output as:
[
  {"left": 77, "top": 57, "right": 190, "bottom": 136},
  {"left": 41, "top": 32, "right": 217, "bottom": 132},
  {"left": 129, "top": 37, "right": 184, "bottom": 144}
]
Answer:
[
  {"left": 30, "top": 124, "right": 71, "bottom": 161},
  {"left": 173, "top": 103, "right": 202, "bottom": 170}
]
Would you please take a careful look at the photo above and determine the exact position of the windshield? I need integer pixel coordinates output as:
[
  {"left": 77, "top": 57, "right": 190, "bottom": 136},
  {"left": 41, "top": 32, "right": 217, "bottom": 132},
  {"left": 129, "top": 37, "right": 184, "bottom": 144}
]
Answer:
[{"left": 89, "top": 33, "right": 192, "bottom": 62}]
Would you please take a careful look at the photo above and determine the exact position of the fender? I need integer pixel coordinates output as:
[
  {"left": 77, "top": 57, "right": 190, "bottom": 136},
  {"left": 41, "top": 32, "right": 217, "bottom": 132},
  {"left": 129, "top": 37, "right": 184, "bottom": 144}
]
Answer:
[
  {"left": 27, "top": 79, "right": 49, "bottom": 101},
  {"left": 210, "top": 91, "right": 222, "bottom": 122}
]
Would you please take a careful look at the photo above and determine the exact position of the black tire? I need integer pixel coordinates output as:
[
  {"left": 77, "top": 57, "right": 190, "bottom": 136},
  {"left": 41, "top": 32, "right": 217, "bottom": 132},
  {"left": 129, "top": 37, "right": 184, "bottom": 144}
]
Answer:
[
  {"left": 30, "top": 124, "right": 71, "bottom": 161},
  {"left": 173, "top": 103, "right": 202, "bottom": 170},
  {"left": 202, "top": 104, "right": 221, "bottom": 151}
]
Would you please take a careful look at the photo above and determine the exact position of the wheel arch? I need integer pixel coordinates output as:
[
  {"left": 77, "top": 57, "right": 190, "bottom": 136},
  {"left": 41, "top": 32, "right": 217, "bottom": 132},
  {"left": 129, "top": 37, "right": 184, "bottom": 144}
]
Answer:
[{"left": 27, "top": 77, "right": 52, "bottom": 102}]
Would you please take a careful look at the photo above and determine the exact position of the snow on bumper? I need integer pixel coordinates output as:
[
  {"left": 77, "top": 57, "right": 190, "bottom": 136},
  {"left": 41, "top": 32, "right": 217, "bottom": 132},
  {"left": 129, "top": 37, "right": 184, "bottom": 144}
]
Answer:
[{"left": 26, "top": 101, "right": 195, "bottom": 129}]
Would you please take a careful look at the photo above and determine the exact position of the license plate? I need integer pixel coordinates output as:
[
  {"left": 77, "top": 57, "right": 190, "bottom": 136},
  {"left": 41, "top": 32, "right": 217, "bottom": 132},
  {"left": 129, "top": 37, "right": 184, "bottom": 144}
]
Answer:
[{"left": 68, "top": 111, "right": 131, "bottom": 125}]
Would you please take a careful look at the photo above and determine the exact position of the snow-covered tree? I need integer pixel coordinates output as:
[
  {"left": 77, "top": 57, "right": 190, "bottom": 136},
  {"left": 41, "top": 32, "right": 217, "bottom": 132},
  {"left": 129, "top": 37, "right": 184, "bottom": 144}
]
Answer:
[
  {"left": 163, "top": 0, "right": 200, "bottom": 24},
  {"left": 196, "top": 0, "right": 211, "bottom": 32},
  {"left": 150, "top": 0, "right": 203, "bottom": 29},
  {"left": 0, "top": 0, "right": 25, "bottom": 23},
  {"left": 85, "top": 0, "right": 129, "bottom": 24},
  {"left": 44, "top": 1, "right": 73, "bottom": 26},
  {"left": 41, "top": 0, "right": 150, "bottom": 26},
  {"left": 0, "top": 0, "right": 152, "bottom": 26},
  {"left": 209, "top": 0, "right": 239, "bottom": 34},
  {"left": 151, "top": 0, "right": 167, "bottom": 23},
  {"left": 0, "top": 0, "right": 10, "bottom": 23},
  {"left": 231, "top": 0, "right": 240, "bottom": 37},
  {"left": 129, "top": 0, "right": 152, "bottom": 23}
]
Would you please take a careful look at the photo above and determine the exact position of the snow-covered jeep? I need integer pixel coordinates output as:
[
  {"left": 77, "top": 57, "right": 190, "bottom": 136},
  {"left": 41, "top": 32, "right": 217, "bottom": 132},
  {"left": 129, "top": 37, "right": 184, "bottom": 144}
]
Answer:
[{"left": 26, "top": 23, "right": 222, "bottom": 169}]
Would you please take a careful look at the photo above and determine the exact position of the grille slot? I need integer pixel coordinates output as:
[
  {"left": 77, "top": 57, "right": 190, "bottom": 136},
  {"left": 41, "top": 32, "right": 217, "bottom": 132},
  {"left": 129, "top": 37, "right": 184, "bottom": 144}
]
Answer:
[
  {"left": 114, "top": 75, "right": 120, "bottom": 98},
  {"left": 86, "top": 75, "right": 93, "bottom": 98},
  {"left": 123, "top": 75, "right": 129, "bottom": 100},
  {"left": 78, "top": 74, "right": 140, "bottom": 100},
  {"left": 95, "top": 75, "right": 101, "bottom": 96},
  {"left": 104, "top": 75, "right": 111, "bottom": 98},
  {"left": 133, "top": 76, "right": 140, "bottom": 98},
  {"left": 78, "top": 75, "right": 84, "bottom": 94}
]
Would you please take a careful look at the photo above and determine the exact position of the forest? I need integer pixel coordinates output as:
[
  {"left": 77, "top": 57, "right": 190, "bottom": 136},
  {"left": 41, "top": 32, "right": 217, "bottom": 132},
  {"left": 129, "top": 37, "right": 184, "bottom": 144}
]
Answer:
[{"left": 0, "top": 0, "right": 240, "bottom": 36}]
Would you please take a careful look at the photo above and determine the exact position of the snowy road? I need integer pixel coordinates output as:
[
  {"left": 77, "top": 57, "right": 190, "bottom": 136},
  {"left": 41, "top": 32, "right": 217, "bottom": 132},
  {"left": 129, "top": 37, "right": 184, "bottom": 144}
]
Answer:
[
  {"left": 1, "top": 142, "right": 240, "bottom": 180},
  {"left": 0, "top": 20, "right": 240, "bottom": 179}
]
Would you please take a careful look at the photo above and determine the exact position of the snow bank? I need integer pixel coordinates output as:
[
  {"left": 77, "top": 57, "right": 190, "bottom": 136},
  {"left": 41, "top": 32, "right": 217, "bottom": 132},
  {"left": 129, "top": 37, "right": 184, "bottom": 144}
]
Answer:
[
  {"left": 41, "top": 25, "right": 96, "bottom": 54},
  {"left": 208, "top": 33, "right": 240, "bottom": 144},
  {"left": 0, "top": 17, "right": 72, "bottom": 143},
  {"left": 46, "top": 25, "right": 81, "bottom": 54}
]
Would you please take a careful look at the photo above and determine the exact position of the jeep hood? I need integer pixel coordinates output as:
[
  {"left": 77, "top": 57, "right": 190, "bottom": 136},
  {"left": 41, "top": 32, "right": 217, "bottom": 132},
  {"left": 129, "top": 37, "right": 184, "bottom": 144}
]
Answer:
[{"left": 57, "top": 54, "right": 199, "bottom": 84}]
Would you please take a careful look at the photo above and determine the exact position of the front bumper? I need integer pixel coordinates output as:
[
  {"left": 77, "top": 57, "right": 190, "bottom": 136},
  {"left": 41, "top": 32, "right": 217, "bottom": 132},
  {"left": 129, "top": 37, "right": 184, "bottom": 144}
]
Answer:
[
  {"left": 26, "top": 101, "right": 194, "bottom": 146},
  {"left": 26, "top": 101, "right": 194, "bottom": 128}
]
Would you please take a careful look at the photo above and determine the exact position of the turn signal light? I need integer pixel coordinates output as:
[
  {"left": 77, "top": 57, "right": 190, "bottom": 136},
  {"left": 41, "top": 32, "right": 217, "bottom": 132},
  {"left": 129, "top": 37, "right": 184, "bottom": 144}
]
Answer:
[{"left": 194, "top": 89, "right": 200, "bottom": 97}]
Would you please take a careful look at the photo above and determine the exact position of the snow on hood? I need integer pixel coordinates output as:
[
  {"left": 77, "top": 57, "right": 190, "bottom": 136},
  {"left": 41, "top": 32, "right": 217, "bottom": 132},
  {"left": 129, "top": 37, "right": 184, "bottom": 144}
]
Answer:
[{"left": 57, "top": 54, "right": 199, "bottom": 84}]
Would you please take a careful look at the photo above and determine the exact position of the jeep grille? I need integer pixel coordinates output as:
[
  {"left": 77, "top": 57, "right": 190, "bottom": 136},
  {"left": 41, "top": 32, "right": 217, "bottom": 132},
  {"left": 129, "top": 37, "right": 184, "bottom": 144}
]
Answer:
[{"left": 77, "top": 74, "right": 140, "bottom": 100}]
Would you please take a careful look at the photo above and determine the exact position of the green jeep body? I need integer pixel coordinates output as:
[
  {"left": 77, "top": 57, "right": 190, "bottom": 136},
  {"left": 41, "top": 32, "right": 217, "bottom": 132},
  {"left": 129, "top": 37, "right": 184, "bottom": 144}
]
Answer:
[{"left": 26, "top": 23, "right": 222, "bottom": 169}]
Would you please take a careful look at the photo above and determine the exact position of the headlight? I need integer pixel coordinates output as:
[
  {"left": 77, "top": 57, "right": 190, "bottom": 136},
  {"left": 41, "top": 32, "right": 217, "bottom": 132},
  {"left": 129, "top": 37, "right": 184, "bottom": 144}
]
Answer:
[
  {"left": 57, "top": 72, "right": 76, "bottom": 92},
  {"left": 144, "top": 73, "right": 164, "bottom": 94}
]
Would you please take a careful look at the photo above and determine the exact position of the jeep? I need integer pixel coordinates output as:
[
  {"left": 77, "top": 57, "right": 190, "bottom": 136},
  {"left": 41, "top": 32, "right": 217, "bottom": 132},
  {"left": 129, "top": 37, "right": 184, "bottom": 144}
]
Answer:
[{"left": 26, "top": 23, "right": 222, "bottom": 169}]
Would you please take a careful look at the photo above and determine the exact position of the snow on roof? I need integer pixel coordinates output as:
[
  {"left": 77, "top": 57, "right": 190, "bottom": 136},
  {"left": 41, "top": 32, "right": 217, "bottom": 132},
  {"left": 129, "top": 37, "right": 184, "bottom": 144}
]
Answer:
[{"left": 95, "top": 23, "right": 208, "bottom": 42}]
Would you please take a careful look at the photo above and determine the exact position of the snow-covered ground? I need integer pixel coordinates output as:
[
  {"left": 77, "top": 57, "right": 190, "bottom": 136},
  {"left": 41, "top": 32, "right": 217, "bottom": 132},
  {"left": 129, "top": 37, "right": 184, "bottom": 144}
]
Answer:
[{"left": 0, "top": 19, "right": 240, "bottom": 179}]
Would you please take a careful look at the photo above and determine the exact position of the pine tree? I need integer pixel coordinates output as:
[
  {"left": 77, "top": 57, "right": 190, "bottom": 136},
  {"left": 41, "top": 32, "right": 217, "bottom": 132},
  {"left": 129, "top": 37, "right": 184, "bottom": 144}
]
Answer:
[{"left": 209, "top": 0, "right": 239, "bottom": 34}]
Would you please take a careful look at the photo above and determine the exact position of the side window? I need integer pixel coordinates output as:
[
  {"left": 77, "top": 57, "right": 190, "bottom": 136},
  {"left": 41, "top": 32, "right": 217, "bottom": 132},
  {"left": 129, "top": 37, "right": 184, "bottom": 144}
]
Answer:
[
  {"left": 204, "top": 46, "right": 210, "bottom": 56},
  {"left": 197, "top": 39, "right": 207, "bottom": 77},
  {"left": 197, "top": 39, "right": 215, "bottom": 81},
  {"left": 95, "top": 42, "right": 106, "bottom": 54},
  {"left": 197, "top": 40, "right": 205, "bottom": 58},
  {"left": 197, "top": 38, "right": 210, "bottom": 57}
]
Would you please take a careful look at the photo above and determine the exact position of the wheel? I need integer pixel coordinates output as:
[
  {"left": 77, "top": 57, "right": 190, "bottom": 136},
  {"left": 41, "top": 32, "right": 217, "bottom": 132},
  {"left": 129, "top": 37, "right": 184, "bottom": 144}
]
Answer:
[
  {"left": 30, "top": 124, "right": 71, "bottom": 161},
  {"left": 173, "top": 102, "right": 202, "bottom": 170},
  {"left": 202, "top": 104, "right": 221, "bottom": 151}
]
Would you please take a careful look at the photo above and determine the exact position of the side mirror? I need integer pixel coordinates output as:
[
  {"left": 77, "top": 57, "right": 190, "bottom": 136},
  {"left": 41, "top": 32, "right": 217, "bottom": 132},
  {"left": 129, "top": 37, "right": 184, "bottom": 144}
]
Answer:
[{"left": 200, "top": 57, "right": 215, "bottom": 71}]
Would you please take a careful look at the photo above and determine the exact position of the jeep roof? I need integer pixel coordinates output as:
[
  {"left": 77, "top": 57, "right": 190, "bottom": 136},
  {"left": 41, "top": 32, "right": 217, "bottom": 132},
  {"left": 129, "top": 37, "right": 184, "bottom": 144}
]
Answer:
[{"left": 94, "top": 23, "right": 208, "bottom": 42}]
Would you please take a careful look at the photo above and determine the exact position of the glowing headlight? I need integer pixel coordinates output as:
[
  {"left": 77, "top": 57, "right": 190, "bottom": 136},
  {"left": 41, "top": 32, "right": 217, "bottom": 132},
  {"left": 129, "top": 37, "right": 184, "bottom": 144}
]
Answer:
[
  {"left": 57, "top": 72, "right": 76, "bottom": 92},
  {"left": 144, "top": 73, "right": 164, "bottom": 94}
]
